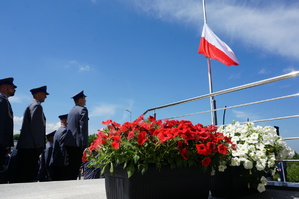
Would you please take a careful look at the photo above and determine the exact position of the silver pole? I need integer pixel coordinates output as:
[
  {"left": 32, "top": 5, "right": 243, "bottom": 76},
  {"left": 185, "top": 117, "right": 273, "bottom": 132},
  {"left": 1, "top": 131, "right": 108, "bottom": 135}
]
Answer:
[{"left": 202, "top": 0, "right": 217, "bottom": 125}]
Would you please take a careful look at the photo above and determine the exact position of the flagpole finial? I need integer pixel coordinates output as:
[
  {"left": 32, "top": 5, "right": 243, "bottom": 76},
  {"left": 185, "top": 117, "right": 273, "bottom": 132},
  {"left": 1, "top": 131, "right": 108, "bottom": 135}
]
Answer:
[{"left": 202, "top": 0, "right": 207, "bottom": 23}]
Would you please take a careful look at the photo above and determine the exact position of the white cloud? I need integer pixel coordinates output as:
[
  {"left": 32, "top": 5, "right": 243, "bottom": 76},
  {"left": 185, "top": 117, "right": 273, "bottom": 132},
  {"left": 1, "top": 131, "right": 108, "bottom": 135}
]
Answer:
[
  {"left": 13, "top": 116, "right": 23, "bottom": 134},
  {"left": 90, "top": 104, "right": 117, "bottom": 117},
  {"left": 13, "top": 116, "right": 60, "bottom": 135},
  {"left": 258, "top": 68, "right": 269, "bottom": 75},
  {"left": 46, "top": 122, "right": 60, "bottom": 134},
  {"left": 66, "top": 60, "right": 91, "bottom": 72},
  {"left": 79, "top": 65, "right": 91, "bottom": 72},
  {"left": 127, "top": 0, "right": 299, "bottom": 61},
  {"left": 228, "top": 72, "right": 241, "bottom": 80},
  {"left": 232, "top": 110, "right": 260, "bottom": 121},
  {"left": 9, "top": 94, "right": 30, "bottom": 104}
]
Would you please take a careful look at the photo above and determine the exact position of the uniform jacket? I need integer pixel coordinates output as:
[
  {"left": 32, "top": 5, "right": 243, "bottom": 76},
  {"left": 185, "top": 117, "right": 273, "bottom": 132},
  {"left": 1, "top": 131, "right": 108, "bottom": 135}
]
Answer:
[
  {"left": 49, "top": 126, "right": 67, "bottom": 166},
  {"left": 38, "top": 141, "right": 53, "bottom": 181},
  {"left": 0, "top": 92, "right": 14, "bottom": 148},
  {"left": 64, "top": 105, "right": 88, "bottom": 148},
  {"left": 17, "top": 99, "right": 46, "bottom": 149}
]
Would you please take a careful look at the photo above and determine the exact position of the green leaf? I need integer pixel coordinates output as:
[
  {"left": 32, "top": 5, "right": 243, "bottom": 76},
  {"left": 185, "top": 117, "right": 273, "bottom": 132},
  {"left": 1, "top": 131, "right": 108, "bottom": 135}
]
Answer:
[
  {"left": 133, "top": 154, "right": 140, "bottom": 164},
  {"left": 127, "top": 163, "right": 135, "bottom": 178},
  {"left": 110, "top": 162, "right": 114, "bottom": 174}
]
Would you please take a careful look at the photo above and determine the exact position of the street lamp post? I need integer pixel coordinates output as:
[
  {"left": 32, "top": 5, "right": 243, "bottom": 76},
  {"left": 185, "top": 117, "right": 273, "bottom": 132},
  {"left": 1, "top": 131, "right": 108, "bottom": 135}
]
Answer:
[{"left": 125, "top": 109, "right": 132, "bottom": 122}]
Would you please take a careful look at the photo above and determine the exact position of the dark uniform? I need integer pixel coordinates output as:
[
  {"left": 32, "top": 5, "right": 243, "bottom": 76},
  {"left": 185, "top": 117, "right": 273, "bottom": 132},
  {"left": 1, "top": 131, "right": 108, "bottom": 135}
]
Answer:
[
  {"left": 38, "top": 130, "right": 55, "bottom": 181},
  {"left": 16, "top": 86, "right": 49, "bottom": 182},
  {"left": 64, "top": 91, "right": 88, "bottom": 180},
  {"left": 0, "top": 78, "right": 17, "bottom": 183},
  {"left": 49, "top": 114, "right": 68, "bottom": 181}
]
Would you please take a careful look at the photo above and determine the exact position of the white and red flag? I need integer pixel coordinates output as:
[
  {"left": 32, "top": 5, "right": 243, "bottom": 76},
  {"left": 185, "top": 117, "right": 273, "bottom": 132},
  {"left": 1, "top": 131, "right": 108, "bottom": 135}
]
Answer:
[{"left": 198, "top": 23, "right": 239, "bottom": 66}]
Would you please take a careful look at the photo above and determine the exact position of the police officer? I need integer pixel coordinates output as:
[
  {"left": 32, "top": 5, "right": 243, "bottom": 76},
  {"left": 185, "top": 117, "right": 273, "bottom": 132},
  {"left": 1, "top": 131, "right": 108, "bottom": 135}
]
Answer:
[
  {"left": 64, "top": 91, "right": 88, "bottom": 180},
  {"left": 16, "top": 86, "right": 49, "bottom": 182},
  {"left": 38, "top": 130, "right": 56, "bottom": 181},
  {"left": 0, "top": 77, "right": 17, "bottom": 183},
  {"left": 50, "top": 114, "right": 68, "bottom": 181}
]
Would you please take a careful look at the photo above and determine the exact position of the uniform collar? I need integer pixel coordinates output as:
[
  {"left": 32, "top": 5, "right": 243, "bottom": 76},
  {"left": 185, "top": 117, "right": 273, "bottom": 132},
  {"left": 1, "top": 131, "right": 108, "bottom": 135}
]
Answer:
[{"left": 0, "top": 92, "right": 8, "bottom": 99}]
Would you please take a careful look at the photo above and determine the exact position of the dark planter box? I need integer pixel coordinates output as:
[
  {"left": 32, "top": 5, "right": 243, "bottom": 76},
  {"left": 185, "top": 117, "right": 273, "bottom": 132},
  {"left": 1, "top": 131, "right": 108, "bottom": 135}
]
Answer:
[
  {"left": 210, "top": 166, "right": 261, "bottom": 199},
  {"left": 105, "top": 165, "right": 210, "bottom": 199}
]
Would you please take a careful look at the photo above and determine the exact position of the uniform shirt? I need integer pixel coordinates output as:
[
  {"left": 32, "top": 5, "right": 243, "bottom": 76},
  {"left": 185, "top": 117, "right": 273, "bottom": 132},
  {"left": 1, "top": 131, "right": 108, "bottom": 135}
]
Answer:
[
  {"left": 17, "top": 99, "right": 46, "bottom": 149},
  {"left": 64, "top": 105, "right": 88, "bottom": 148}
]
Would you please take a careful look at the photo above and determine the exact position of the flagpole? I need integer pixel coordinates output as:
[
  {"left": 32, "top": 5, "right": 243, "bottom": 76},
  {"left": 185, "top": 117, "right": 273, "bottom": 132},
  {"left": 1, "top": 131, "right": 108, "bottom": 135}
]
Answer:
[{"left": 202, "top": 0, "right": 217, "bottom": 125}]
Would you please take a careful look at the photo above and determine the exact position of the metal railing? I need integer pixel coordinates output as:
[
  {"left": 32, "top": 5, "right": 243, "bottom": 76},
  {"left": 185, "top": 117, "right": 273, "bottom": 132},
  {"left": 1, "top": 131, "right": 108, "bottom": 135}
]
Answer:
[
  {"left": 143, "top": 71, "right": 299, "bottom": 116},
  {"left": 143, "top": 71, "right": 299, "bottom": 186}
]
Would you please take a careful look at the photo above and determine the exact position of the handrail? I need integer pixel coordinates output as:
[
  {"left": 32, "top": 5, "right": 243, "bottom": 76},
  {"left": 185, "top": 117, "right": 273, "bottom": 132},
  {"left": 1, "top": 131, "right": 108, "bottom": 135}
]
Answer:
[
  {"left": 284, "top": 137, "right": 299, "bottom": 141},
  {"left": 238, "top": 115, "right": 299, "bottom": 124},
  {"left": 143, "top": 71, "right": 299, "bottom": 115},
  {"left": 164, "top": 93, "right": 299, "bottom": 120}
]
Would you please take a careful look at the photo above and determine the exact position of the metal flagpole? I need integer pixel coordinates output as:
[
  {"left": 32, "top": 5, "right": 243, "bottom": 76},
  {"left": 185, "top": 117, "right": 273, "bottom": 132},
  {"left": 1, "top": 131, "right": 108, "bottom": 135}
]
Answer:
[{"left": 202, "top": 0, "right": 217, "bottom": 125}]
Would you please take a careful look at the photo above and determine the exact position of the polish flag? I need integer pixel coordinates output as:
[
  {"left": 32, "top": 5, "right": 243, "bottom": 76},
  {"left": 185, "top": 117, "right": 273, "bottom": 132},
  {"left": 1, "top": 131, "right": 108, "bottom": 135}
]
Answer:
[{"left": 198, "top": 23, "right": 239, "bottom": 66}]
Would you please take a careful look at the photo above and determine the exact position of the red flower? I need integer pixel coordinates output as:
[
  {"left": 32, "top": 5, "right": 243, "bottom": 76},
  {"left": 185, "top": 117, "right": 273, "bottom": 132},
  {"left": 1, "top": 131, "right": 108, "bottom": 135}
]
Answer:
[
  {"left": 217, "top": 144, "right": 228, "bottom": 155},
  {"left": 196, "top": 144, "right": 209, "bottom": 155},
  {"left": 201, "top": 157, "right": 212, "bottom": 166},
  {"left": 127, "top": 130, "right": 135, "bottom": 140},
  {"left": 148, "top": 116, "right": 156, "bottom": 122},
  {"left": 88, "top": 115, "right": 234, "bottom": 176},
  {"left": 198, "top": 132, "right": 210, "bottom": 140},
  {"left": 206, "top": 142, "right": 214, "bottom": 154},
  {"left": 82, "top": 149, "right": 88, "bottom": 162},
  {"left": 232, "top": 143, "right": 237, "bottom": 150},
  {"left": 181, "top": 148, "right": 188, "bottom": 160},
  {"left": 138, "top": 131, "right": 147, "bottom": 145},
  {"left": 111, "top": 135, "right": 121, "bottom": 149},
  {"left": 102, "top": 120, "right": 113, "bottom": 125},
  {"left": 177, "top": 141, "right": 183, "bottom": 151}
]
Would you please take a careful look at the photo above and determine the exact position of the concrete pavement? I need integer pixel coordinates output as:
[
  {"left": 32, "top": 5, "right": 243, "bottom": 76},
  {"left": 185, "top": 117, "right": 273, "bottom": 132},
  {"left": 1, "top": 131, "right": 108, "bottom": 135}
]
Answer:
[
  {"left": 1, "top": 179, "right": 299, "bottom": 199},
  {"left": 0, "top": 179, "right": 106, "bottom": 199}
]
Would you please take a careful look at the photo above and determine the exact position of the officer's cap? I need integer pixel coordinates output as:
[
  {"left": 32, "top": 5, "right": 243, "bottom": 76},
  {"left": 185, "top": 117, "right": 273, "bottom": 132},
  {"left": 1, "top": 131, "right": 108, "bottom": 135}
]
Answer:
[
  {"left": 72, "top": 90, "right": 86, "bottom": 100},
  {"left": 30, "top": 86, "right": 49, "bottom": 95},
  {"left": 46, "top": 130, "right": 56, "bottom": 138},
  {"left": 0, "top": 77, "right": 17, "bottom": 88},
  {"left": 58, "top": 114, "right": 68, "bottom": 120}
]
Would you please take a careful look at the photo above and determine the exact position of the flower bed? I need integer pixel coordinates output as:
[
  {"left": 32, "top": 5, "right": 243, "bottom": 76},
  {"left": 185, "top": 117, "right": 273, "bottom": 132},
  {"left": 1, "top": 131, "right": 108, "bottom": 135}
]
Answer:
[{"left": 83, "top": 115, "right": 234, "bottom": 177}]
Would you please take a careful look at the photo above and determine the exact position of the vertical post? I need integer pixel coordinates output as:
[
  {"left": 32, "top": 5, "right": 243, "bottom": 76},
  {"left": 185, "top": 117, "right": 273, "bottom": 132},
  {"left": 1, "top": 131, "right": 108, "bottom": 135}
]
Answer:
[
  {"left": 125, "top": 109, "right": 132, "bottom": 122},
  {"left": 202, "top": 0, "right": 217, "bottom": 125}
]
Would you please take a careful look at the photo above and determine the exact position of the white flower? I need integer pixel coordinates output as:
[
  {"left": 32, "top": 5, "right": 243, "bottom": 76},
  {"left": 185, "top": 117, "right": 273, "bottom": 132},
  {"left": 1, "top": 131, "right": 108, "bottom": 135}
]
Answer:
[
  {"left": 267, "top": 155, "right": 276, "bottom": 168},
  {"left": 218, "top": 164, "right": 227, "bottom": 172},
  {"left": 247, "top": 133, "right": 259, "bottom": 144},
  {"left": 256, "top": 150, "right": 266, "bottom": 159},
  {"left": 257, "top": 183, "right": 266, "bottom": 193},
  {"left": 255, "top": 143, "right": 265, "bottom": 151},
  {"left": 243, "top": 160, "right": 253, "bottom": 169},
  {"left": 219, "top": 121, "right": 295, "bottom": 192},
  {"left": 231, "top": 136, "right": 240, "bottom": 143},
  {"left": 255, "top": 162, "right": 265, "bottom": 171},
  {"left": 249, "top": 151, "right": 257, "bottom": 160},
  {"left": 211, "top": 167, "right": 215, "bottom": 176},
  {"left": 231, "top": 157, "right": 240, "bottom": 166},
  {"left": 236, "top": 143, "right": 249, "bottom": 155},
  {"left": 262, "top": 133, "right": 275, "bottom": 145},
  {"left": 260, "top": 176, "right": 267, "bottom": 185},
  {"left": 247, "top": 144, "right": 256, "bottom": 152}
]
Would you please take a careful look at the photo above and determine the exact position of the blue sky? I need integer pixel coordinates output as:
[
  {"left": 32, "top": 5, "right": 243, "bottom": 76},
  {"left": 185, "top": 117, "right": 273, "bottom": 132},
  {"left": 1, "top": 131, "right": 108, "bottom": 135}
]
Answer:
[{"left": 1, "top": 0, "right": 299, "bottom": 152}]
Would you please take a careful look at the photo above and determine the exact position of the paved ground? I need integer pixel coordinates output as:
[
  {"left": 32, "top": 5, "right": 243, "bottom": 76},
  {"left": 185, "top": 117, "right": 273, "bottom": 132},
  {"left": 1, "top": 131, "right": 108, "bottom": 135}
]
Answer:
[{"left": 0, "top": 179, "right": 299, "bottom": 199}]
